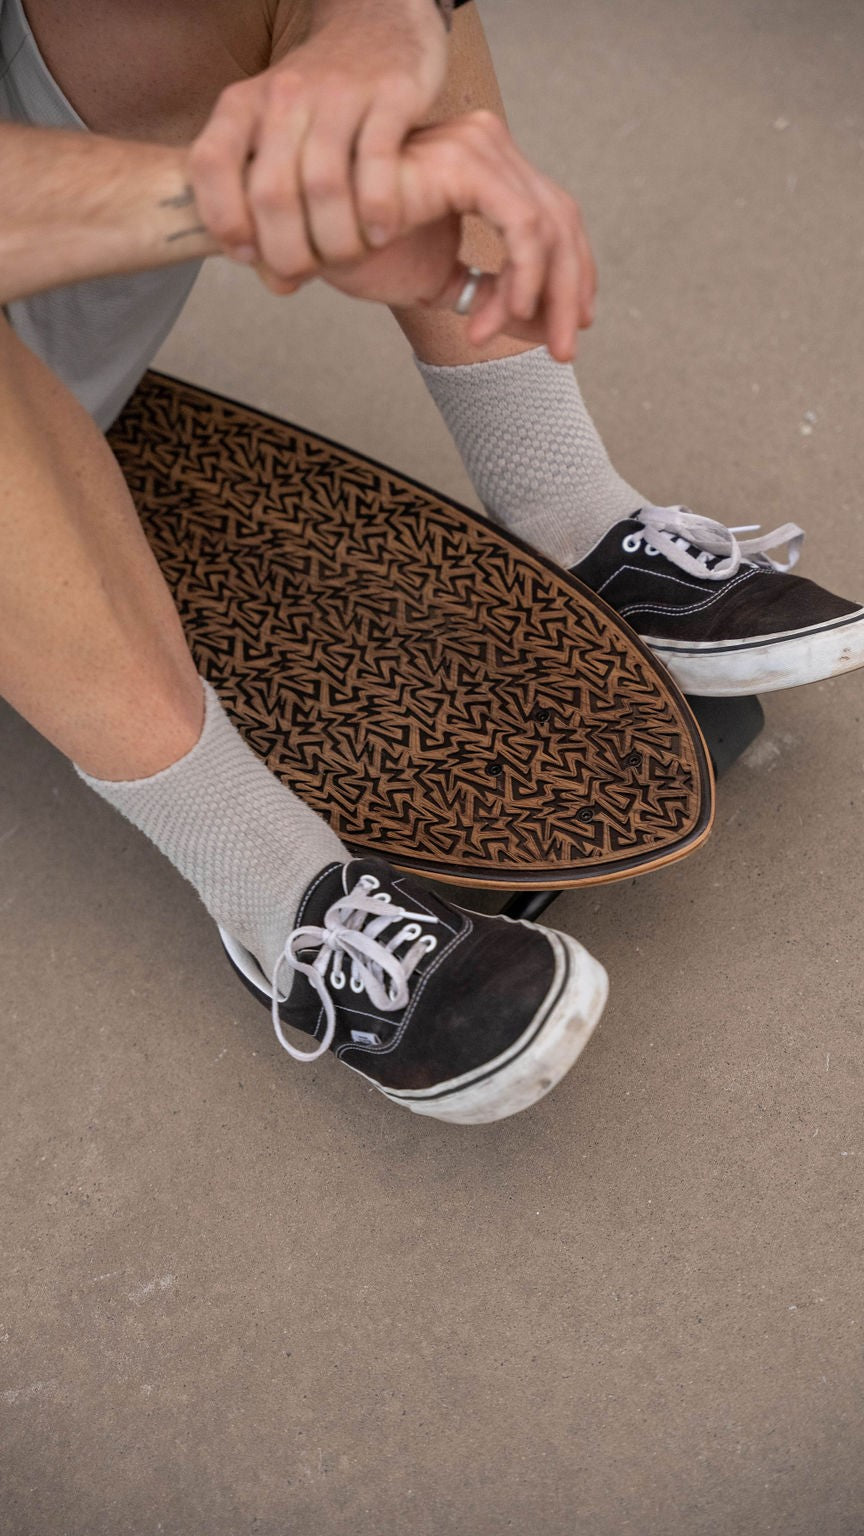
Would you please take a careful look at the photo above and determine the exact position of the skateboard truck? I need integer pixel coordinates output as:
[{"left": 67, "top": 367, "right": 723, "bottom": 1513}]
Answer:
[{"left": 685, "top": 693, "right": 765, "bottom": 780}]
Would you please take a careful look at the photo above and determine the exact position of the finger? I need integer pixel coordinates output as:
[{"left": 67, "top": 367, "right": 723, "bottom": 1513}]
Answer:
[
  {"left": 459, "top": 129, "right": 550, "bottom": 321},
  {"left": 467, "top": 264, "right": 520, "bottom": 347},
  {"left": 433, "top": 145, "right": 548, "bottom": 326},
  {"left": 188, "top": 85, "right": 260, "bottom": 259},
  {"left": 428, "top": 260, "right": 500, "bottom": 314},
  {"left": 524, "top": 176, "right": 591, "bottom": 346},
  {"left": 419, "top": 128, "right": 552, "bottom": 326},
  {"left": 246, "top": 102, "right": 318, "bottom": 279},
  {"left": 577, "top": 220, "right": 597, "bottom": 327},
  {"left": 460, "top": 117, "right": 594, "bottom": 338},
  {"left": 252, "top": 260, "right": 305, "bottom": 296},
  {"left": 482, "top": 155, "right": 553, "bottom": 323},
  {"left": 300, "top": 94, "right": 370, "bottom": 264},
  {"left": 475, "top": 187, "right": 547, "bottom": 329},
  {"left": 354, "top": 98, "right": 413, "bottom": 247},
  {"left": 542, "top": 228, "right": 582, "bottom": 362}
]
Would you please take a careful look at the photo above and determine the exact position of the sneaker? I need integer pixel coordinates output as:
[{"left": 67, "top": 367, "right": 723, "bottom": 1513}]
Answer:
[
  {"left": 572, "top": 506, "right": 864, "bottom": 696},
  {"left": 220, "top": 857, "right": 608, "bottom": 1125}
]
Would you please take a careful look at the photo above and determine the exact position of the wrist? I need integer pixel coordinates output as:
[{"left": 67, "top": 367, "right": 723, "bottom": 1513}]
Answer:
[
  {"left": 0, "top": 128, "right": 219, "bottom": 306},
  {"left": 138, "top": 144, "right": 219, "bottom": 264},
  {"left": 88, "top": 139, "right": 218, "bottom": 278}
]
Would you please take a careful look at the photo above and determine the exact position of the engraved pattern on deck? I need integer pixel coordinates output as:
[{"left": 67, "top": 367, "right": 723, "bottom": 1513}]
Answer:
[{"left": 107, "top": 372, "right": 710, "bottom": 887}]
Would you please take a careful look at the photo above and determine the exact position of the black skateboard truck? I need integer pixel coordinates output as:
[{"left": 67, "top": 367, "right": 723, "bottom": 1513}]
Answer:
[{"left": 685, "top": 693, "right": 765, "bottom": 780}]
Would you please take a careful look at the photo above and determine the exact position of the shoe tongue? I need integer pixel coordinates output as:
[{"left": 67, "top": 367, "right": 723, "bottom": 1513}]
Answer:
[{"left": 294, "top": 856, "right": 396, "bottom": 930}]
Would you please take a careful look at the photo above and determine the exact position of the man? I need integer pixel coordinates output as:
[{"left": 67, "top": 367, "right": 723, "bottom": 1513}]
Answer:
[{"left": 2, "top": 0, "right": 861, "bottom": 1123}]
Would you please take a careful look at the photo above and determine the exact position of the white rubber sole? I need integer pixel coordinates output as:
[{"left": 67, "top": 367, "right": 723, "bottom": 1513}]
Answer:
[
  {"left": 648, "top": 608, "right": 864, "bottom": 696},
  {"left": 220, "top": 923, "right": 608, "bottom": 1127}
]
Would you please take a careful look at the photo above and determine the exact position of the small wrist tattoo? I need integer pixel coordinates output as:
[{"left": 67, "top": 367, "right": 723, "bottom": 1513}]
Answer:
[
  {"left": 157, "top": 184, "right": 206, "bottom": 244},
  {"left": 165, "top": 225, "right": 207, "bottom": 243}
]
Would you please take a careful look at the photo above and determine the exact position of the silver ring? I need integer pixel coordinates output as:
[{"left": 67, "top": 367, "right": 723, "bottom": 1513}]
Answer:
[{"left": 454, "top": 265, "right": 486, "bottom": 316}]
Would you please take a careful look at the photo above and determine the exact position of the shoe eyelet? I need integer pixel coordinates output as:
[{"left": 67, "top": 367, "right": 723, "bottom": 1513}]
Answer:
[
  {"left": 350, "top": 973, "right": 365, "bottom": 994},
  {"left": 645, "top": 543, "right": 661, "bottom": 557},
  {"left": 419, "top": 935, "right": 438, "bottom": 954},
  {"left": 359, "top": 874, "right": 380, "bottom": 891},
  {"left": 331, "top": 966, "right": 346, "bottom": 989},
  {"left": 376, "top": 891, "right": 392, "bottom": 904},
  {"left": 401, "top": 923, "right": 422, "bottom": 942},
  {"left": 622, "top": 532, "right": 641, "bottom": 554}
]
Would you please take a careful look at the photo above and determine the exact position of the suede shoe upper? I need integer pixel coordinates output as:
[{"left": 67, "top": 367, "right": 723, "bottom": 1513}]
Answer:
[
  {"left": 272, "top": 858, "right": 558, "bottom": 1092},
  {"left": 574, "top": 515, "right": 859, "bottom": 644}
]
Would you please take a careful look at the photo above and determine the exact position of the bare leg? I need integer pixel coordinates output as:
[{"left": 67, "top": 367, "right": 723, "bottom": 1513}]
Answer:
[
  {"left": 1, "top": 3, "right": 348, "bottom": 973},
  {"left": 2, "top": 0, "right": 288, "bottom": 781},
  {"left": 0, "top": 313, "right": 202, "bottom": 779}
]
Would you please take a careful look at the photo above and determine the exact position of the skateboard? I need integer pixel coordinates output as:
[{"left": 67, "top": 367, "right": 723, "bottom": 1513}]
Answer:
[{"left": 107, "top": 370, "right": 756, "bottom": 919}]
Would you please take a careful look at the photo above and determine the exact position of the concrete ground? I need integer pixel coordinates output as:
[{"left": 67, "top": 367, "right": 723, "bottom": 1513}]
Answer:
[{"left": 2, "top": 0, "right": 863, "bottom": 1531}]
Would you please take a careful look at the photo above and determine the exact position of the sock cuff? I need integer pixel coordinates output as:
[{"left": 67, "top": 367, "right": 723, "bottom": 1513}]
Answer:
[
  {"left": 414, "top": 345, "right": 553, "bottom": 382},
  {"left": 414, "top": 341, "right": 643, "bottom": 567}
]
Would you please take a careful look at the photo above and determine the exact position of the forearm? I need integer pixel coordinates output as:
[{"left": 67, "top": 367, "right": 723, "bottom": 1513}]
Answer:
[{"left": 0, "top": 124, "right": 219, "bottom": 305}]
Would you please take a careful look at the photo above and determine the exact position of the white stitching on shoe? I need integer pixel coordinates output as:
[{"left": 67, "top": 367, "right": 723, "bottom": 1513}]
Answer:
[
  {"left": 621, "top": 568, "right": 756, "bottom": 620},
  {"left": 595, "top": 564, "right": 721, "bottom": 600}
]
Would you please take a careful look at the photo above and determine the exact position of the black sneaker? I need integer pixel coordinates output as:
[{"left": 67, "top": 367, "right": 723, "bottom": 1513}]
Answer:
[
  {"left": 220, "top": 858, "right": 607, "bottom": 1125},
  {"left": 572, "top": 506, "right": 864, "bottom": 696}
]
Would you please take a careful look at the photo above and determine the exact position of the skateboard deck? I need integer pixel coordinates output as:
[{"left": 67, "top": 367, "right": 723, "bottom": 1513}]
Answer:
[{"left": 107, "top": 370, "right": 715, "bottom": 891}]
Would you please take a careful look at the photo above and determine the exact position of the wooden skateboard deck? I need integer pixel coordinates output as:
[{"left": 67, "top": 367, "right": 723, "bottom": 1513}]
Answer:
[{"left": 107, "top": 371, "right": 715, "bottom": 891}]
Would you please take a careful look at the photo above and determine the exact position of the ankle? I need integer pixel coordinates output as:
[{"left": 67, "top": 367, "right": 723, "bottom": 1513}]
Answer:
[{"left": 70, "top": 669, "right": 205, "bottom": 782}]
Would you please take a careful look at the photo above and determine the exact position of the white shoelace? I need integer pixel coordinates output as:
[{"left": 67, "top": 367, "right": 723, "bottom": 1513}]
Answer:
[
  {"left": 270, "top": 875, "right": 440, "bottom": 1062},
  {"left": 626, "top": 505, "right": 805, "bottom": 581}
]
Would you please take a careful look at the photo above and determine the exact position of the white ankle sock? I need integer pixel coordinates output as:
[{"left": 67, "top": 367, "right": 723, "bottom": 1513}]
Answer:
[
  {"left": 416, "top": 346, "right": 645, "bottom": 565},
  {"left": 76, "top": 678, "right": 348, "bottom": 981}
]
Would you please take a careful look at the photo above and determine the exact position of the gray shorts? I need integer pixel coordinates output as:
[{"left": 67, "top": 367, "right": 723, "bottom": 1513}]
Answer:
[{"left": 0, "top": 0, "right": 201, "bottom": 428}]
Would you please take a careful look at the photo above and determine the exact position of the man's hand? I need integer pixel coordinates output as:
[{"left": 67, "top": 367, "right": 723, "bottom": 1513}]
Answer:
[
  {"left": 258, "top": 112, "right": 597, "bottom": 363},
  {"left": 188, "top": 0, "right": 448, "bottom": 274}
]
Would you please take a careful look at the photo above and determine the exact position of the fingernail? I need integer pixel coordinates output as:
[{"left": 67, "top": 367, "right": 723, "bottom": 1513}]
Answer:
[
  {"left": 365, "top": 225, "right": 391, "bottom": 248},
  {"left": 228, "top": 244, "right": 258, "bottom": 264}
]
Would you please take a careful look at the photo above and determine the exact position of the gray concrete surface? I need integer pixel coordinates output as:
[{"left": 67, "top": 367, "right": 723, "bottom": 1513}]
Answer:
[{"left": 2, "top": 1, "right": 863, "bottom": 1531}]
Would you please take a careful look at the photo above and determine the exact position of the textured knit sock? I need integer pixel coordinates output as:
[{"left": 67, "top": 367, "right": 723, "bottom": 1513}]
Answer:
[
  {"left": 76, "top": 678, "right": 348, "bottom": 984},
  {"left": 416, "top": 346, "right": 645, "bottom": 566}
]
